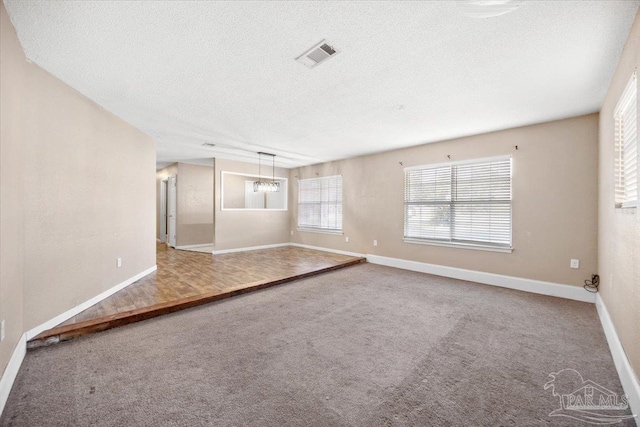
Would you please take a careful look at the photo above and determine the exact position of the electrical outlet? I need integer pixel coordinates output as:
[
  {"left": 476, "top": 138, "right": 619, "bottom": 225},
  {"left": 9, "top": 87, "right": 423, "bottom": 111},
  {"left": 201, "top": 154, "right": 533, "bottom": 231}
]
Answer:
[
  {"left": 1, "top": 320, "right": 5, "bottom": 342},
  {"left": 373, "top": 240, "right": 378, "bottom": 246},
  {"left": 570, "top": 259, "right": 579, "bottom": 269},
  {"left": 290, "top": 230, "right": 294, "bottom": 236},
  {"left": 345, "top": 236, "right": 349, "bottom": 243},
  {"left": 116, "top": 257, "right": 122, "bottom": 268}
]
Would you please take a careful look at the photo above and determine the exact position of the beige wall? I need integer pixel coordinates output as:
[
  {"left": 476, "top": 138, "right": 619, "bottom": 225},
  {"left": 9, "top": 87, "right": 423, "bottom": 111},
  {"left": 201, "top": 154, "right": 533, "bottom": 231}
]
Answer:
[
  {"left": 290, "top": 114, "right": 599, "bottom": 287},
  {"left": 176, "top": 162, "right": 214, "bottom": 247},
  {"left": 0, "top": 1, "right": 157, "bottom": 339},
  {"left": 214, "top": 158, "right": 290, "bottom": 251},
  {"left": 0, "top": 1, "right": 25, "bottom": 377},
  {"left": 598, "top": 10, "right": 640, "bottom": 377},
  {"left": 156, "top": 163, "right": 178, "bottom": 241},
  {"left": 222, "top": 172, "right": 250, "bottom": 209},
  {"left": 22, "top": 70, "right": 156, "bottom": 331}
]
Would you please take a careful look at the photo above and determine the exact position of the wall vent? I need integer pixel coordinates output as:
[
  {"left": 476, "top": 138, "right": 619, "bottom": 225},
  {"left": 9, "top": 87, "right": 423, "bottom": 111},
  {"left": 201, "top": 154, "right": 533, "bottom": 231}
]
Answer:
[
  {"left": 296, "top": 40, "right": 339, "bottom": 68},
  {"left": 202, "top": 143, "right": 216, "bottom": 148}
]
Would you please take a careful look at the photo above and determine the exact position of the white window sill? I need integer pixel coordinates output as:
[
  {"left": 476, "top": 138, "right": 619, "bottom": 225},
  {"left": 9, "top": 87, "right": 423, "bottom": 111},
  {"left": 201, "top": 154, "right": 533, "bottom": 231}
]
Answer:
[
  {"left": 297, "top": 228, "right": 343, "bottom": 235},
  {"left": 221, "top": 208, "right": 288, "bottom": 212},
  {"left": 403, "top": 238, "right": 513, "bottom": 253}
]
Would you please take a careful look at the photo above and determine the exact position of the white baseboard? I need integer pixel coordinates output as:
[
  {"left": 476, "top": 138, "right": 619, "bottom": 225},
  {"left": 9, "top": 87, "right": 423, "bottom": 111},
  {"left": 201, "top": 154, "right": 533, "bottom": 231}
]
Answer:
[
  {"left": 175, "top": 243, "right": 214, "bottom": 250},
  {"left": 25, "top": 265, "right": 157, "bottom": 340},
  {"left": 596, "top": 294, "right": 640, "bottom": 422},
  {"left": 290, "top": 243, "right": 365, "bottom": 258},
  {"left": 0, "top": 333, "right": 26, "bottom": 417},
  {"left": 213, "top": 243, "right": 289, "bottom": 255},
  {"left": 366, "top": 254, "right": 595, "bottom": 303}
]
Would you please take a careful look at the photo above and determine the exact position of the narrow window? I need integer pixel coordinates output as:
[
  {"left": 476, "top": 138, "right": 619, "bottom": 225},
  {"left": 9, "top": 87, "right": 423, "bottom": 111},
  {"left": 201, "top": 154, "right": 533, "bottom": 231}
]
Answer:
[{"left": 614, "top": 72, "right": 638, "bottom": 208}]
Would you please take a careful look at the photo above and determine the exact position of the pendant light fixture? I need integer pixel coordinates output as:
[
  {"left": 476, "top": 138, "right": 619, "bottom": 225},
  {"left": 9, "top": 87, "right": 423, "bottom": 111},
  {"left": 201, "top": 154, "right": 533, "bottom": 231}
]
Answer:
[{"left": 254, "top": 152, "right": 280, "bottom": 192}]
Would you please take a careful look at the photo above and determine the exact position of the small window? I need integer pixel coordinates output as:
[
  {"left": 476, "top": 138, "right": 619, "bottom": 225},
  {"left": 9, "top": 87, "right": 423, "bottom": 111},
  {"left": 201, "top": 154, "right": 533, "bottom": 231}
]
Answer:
[
  {"left": 615, "top": 72, "right": 638, "bottom": 208},
  {"left": 297, "top": 175, "right": 343, "bottom": 234},
  {"left": 404, "top": 157, "right": 512, "bottom": 251}
]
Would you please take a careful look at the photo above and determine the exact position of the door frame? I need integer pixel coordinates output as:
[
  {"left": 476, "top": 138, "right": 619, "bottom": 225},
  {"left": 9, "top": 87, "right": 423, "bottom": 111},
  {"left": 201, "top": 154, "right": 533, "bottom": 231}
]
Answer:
[
  {"left": 168, "top": 175, "right": 177, "bottom": 248},
  {"left": 159, "top": 178, "right": 168, "bottom": 243}
]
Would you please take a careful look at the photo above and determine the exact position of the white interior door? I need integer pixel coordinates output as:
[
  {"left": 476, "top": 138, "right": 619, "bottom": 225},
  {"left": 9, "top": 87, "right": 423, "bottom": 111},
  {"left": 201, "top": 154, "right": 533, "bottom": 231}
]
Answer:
[
  {"left": 168, "top": 175, "right": 177, "bottom": 247},
  {"left": 159, "top": 179, "right": 168, "bottom": 243}
]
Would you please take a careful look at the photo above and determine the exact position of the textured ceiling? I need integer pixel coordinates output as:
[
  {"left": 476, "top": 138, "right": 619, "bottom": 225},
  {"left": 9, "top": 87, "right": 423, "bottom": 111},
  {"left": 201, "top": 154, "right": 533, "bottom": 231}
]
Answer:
[{"left": 4, "top": 1, "right": 639, "bottom": 168}]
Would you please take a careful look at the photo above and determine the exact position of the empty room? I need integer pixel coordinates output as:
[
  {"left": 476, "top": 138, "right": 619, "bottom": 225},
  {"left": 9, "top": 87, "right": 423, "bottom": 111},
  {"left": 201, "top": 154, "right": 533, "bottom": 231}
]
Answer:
[{"left": 0, "top": 1, "right": 639, "bottom": 426}]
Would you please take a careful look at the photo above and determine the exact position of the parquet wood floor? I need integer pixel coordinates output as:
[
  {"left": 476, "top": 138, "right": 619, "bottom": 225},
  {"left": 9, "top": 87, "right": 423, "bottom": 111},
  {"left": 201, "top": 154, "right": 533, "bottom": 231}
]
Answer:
[{"left": 29, "top": 244, "right": 365, "bottom": 347}]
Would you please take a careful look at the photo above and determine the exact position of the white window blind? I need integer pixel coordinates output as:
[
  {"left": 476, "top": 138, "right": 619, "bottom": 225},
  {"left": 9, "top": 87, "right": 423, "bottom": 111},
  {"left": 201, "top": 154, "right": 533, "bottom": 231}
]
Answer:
[
  {"left": 404, "top": 157, "right": 512, "bottom": 250},
  {"left": 298, "top": 175, "right": 343, "bottom": 233},
  {"left": 614, "top": 72, "right": 638, "bottom": 208}
]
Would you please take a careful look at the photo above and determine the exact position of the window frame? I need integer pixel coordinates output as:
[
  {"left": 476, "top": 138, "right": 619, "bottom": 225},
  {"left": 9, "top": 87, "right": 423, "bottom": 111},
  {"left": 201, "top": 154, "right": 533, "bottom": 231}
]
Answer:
[
  {"left": 297, "top": 175, "right": 344, "bottom": 235},
  {"left": 220, "top": 171, "right": 288, "bottom": 211},
  {"left": 614, "top": 71, "right": 638, "bottom": 209},
  {"left": 403, "top": 156, "right": 513, "bottom": 253}
]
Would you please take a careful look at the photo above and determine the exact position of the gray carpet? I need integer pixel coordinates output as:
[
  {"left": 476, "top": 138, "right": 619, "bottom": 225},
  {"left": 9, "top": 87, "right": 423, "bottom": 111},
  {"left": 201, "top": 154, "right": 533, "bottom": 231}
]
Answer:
[{"left": 1, "top": 264, "right": 634, "bottom": 426}]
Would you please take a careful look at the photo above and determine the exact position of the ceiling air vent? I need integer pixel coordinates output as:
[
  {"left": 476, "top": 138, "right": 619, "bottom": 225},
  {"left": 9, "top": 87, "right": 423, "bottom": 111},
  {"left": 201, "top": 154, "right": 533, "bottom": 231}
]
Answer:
[
  {"left": 296, "top": 40, "right": 339, "bottom": 68},
  {"left": 201, "top": 143, "right": 216, "bottom": 148}
]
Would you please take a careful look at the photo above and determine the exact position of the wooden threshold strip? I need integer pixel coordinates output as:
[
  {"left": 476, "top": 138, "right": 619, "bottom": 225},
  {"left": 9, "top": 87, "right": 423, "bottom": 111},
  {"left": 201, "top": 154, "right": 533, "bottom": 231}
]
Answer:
[{"left": 28, "top": 257, "right": 365, "bottom": 348}]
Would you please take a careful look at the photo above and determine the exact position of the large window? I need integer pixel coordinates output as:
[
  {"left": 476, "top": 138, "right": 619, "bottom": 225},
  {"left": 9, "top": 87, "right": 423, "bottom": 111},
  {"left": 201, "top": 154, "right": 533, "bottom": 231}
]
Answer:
[
  {"left": 298, "top": 175, "right": 343, "bottom": 233},
  {"left": 404, "top": 157, "right": 512, "bottom": 251},
  {"left": 614, "top": 72, "right": 638, "bottom": 208}
]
